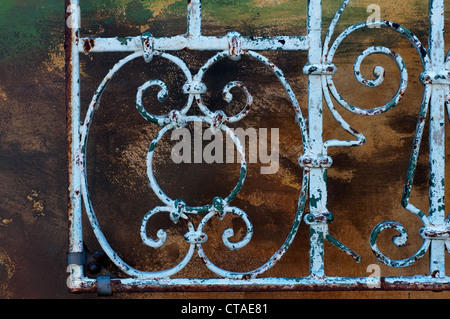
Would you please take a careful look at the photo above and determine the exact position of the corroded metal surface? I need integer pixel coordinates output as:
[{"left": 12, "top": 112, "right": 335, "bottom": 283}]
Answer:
[{"left": 65, "top": 0, "right": 450, "bottom": 295}]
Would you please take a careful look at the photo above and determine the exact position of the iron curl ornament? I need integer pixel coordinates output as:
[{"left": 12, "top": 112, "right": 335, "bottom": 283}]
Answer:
[
  {"left": 77, "top": 36, "right": 312, "bottom": 280},
  {"left": 66, "top": 0, "right": 450, "bottom": 294},
  {"left": 317, "top": 0, "right": 439, "bottom": 268}
]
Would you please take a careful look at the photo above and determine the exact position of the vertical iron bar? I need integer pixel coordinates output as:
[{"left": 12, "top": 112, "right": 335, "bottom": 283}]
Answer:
[
  {"left": 306, "top": 0, "right": 327, "bottom": 277},
  {"left": 187, "top": 0, "right": 202, "bottom": 36},
  {"left": 427, "top": 0, "right": 446, "bottom": 277},
  {"left": 65, "top": 0, "right": 83, "bottom": 257}
]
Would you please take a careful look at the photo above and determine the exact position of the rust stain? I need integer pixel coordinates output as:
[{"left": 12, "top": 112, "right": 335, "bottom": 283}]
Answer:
[
  {"left": 43, "top": 43, "right": 66, "bottom": 72},
  {"left": 0, "top": 87, "right": 7, "bottom": 101},
  {"left": 65, "top": 0, "right": 76, "bottom": 246},
  {"left": 0, "top": 249, "right": 15, "bottom": 298},
  {"left": 67, "top": 276, "right": 450, "bottom": 294},
  {"left": 83, "top": 38, "right": 95, "bottom": 53},
  {"left": 0, "top": 219, "right": 13, "bottom": 227},
  {"left": 27, "top": 190, "right": 46, "bottom": 218}
]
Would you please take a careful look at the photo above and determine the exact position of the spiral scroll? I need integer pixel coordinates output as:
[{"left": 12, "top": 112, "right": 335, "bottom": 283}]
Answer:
[{"left": 323, "top": 0, "right": 437, "bottom": 267}]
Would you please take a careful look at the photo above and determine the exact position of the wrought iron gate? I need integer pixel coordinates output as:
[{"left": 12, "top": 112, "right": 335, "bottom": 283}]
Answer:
[{"left": 65, "top": 0, "right": 450, "bottom": 295}]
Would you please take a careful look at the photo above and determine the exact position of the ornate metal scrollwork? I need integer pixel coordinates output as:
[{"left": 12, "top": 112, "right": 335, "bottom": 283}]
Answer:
[
  {"left": 76, "top": 35, "right": 314, "bottom": 279},
  {"left": 320, "top": 0, "right": 450, "bottom": 270},
  {"left": 66, "top": 0, "right": 450, "bottom": 293}
]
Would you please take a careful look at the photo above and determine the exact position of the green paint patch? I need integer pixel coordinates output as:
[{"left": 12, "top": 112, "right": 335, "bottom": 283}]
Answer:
[
  {"left": 125, "top": 0, "right": 154, "bottom": 25},
  {"left": 201, "top": 0, "right": 307, "bottom": 30},
  {"left": 0, "top": 0, "right": 433, "bottom": 64},
  {"left": 0, "top": 0, "right": 13, "bottom": 15},
  {"left": 0, "top": 0, "right": 62, "bottom": 63}
]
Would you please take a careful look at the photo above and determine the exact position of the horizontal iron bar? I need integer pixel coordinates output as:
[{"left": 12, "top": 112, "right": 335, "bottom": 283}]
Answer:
[
  {"left": 69, "top": 276, "right": 450, "bottom": 293},
  {"left": 78, "top": 35, "right": 309, "bottom": 53}
]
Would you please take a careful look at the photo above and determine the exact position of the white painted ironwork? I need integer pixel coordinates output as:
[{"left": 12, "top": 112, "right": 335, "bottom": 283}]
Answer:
[{"left": 65, "top": 0, "right": 450, "bottom": 295}]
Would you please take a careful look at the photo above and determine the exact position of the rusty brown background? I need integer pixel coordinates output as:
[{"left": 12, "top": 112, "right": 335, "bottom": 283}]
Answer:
[{"left": 1, "top": 0, "right": 450, "bottom": 299}]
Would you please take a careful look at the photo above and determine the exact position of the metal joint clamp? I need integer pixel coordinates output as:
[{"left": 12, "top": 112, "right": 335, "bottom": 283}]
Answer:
[
  {"left": 227, "top": 31, "right": 243, "bottom": 61},
  {"left": 141, "top": 32, "right": 154, "bottom": 63},
  {"left": 419, "top": 70, "right": 450, "bottom": 85},
  {"left": 299, "top": 153, "right": 333, "bottom": 169},
  {"left": 303, "top": 63, "right": 337, "bottom": 75}
]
